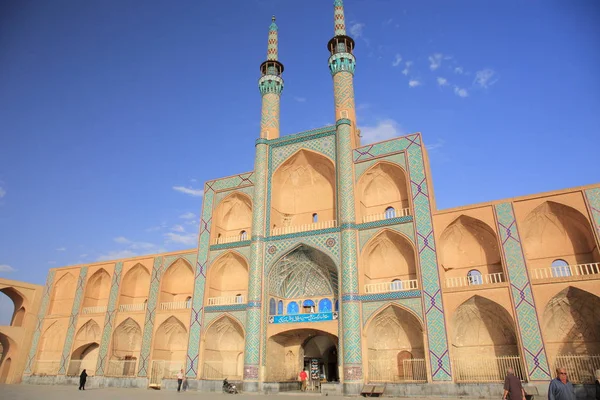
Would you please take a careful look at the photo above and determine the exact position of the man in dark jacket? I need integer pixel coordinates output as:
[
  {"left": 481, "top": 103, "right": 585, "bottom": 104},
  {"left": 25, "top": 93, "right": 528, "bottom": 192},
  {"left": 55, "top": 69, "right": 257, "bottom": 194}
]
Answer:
[
  {"left": 79, "top": 369, "right": 88, "bottom": 390},
  {"left": 548, "top": 367, "right": 575, "bottom": 400},
  {"left": 503, "top": 367, "right": 525, "bottom": 400}
]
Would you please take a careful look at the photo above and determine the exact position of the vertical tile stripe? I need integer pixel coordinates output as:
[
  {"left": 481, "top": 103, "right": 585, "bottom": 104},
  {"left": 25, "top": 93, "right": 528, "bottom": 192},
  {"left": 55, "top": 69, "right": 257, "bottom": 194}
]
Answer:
[{"left": 58, "top": 266, "right": 88, "bottom": 374}]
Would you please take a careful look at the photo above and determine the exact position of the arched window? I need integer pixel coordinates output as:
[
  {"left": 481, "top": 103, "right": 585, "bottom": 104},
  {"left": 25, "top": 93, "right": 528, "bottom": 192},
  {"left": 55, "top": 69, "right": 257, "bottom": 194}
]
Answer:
[
  {"left": 550, "top": 259, "right": 571, "bottom": 277},
  {"left": 390, "top": 279, "right": 403, "bottom": 291},
  {"left": 287, "top": 301, "right": 299, "bottom": 315},
  {"left": 277, "top": 300, "right": 283, "bottom": 315},
  {"left": 467, "top": 269, "right": 483, "bottom": 285},
  {"left": 240, "top": 230, "right": 248, "bottom": 240},
  {"left": 302, "top": 299, "right": 315, "bottom": 314},
  {"left": 185, "top": 296, "right": 192, "bottom": 308},
  {"left": 312, "top": 213, "right": 318, "bottom": 223},
  {"left": 236, "top": 293, "right": 244, "bottom": 304},
  {"left": 385, "top": 206, "right": 396, "bottom": 219},
  {"left": 318, "top": 298, "right": 332, "bottom": 313},
  {"left": 269, "top": 298, "right": 276, "bottom": 316}
]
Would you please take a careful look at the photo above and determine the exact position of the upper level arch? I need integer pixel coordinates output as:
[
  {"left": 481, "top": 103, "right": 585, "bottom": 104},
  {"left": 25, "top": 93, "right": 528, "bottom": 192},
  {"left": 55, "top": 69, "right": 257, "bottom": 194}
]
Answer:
[
  {"left": 270, "top": 149, "right": 336, "bottom": 233},
  {"left": 119, "top": 263, "right": 150, "bottom": 307},
  {"left": 159, "top": 258, "right": 194, "bottom": 304},
  {"left": 521, "top": 201, "right": 599, "bottom": 266},
  {"left": 357, "top": 161, "right": 410, "bottom": 223},
  {"left": 48, "top": 272, "right": 76, "bottom": 315},
  {"left": 82, "top": 269, "right": 111, "bottom": 309},
  {"left": 207, "top": 251, "right": 249, "bottom": 304},
  {"left": 360, "top": 229, "right": 417, "bottom": 294},
  {"left": 439, "top": 215, "right": 504, "bottom": 287},
  {"left": 0, "top": 286, "right": 27, "bottom": 326},
  {"left": 212, "top": 191, "right": 253, "bottom": 244}
]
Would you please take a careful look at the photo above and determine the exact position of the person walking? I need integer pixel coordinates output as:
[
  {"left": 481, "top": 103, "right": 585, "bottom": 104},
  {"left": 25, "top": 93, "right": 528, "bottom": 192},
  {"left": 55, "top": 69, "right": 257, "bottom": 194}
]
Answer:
[
  {"left": 79, "top": 369, "right": 87, "bottom": 390},
  {"left": 177, "top": 369, "right": 184, "bottom": 392},
  {"left": 299, "top": 369, "right": 308, "bottom": 392},
  {"left": 548, "top": 367, "right": 575, "bottom": 400},
  {"left": 502, "top": 367, "right": 525, "bottom": 400}
]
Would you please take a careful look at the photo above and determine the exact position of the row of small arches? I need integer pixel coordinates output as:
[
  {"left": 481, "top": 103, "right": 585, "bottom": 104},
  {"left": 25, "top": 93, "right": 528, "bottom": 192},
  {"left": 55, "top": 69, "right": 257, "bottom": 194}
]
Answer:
[{"left": 269, "top": 298, "right": 339, "bottom": 316}]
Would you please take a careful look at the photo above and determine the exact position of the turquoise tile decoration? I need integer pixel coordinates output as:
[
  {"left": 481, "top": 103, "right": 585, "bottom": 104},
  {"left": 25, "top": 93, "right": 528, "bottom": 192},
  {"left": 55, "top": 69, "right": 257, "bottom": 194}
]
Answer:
[
  {"left": 58, "top": 266, "right": 88, "bottom": 374},
  {"left": 95, "top": 262, "right": 123, "bottom": 376},
  {"left": 585, "top": 188, "right": 600, "bottom": 242}
]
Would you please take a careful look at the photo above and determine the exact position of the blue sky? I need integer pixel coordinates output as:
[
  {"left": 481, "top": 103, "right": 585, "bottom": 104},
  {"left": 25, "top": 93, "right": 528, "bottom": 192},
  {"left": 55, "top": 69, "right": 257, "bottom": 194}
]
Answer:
[{"left": 1, "top": 0, "right": 599, "bottom": 299}]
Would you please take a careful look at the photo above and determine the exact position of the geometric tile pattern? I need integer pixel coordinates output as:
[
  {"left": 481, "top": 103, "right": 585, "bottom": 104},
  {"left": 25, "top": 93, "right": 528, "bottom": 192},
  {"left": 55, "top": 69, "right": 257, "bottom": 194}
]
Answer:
[
  {"left": 209, "top": 240, "right": 251, "bottom": 252},
  {"left": 271, "top": 134, "right": 336, "bottom": 173},
  {"left": 95, "top": 262, "right": 123, "bottom": 376},
  {"left": 356, "top": 215, "right": 413, "bottom": 231},
  {"left": 354, "top": 151, "right": 407, "bottom": 181},
  {"left": 584, "top": 187, "right": 600, "bottom": 243},
  {"left": 361, "top": 297, "right": 423, "bottom": 326},
  {"left": 204, "top": 304, "right": 248, "bottom": 313},
  {"left": 24, "top": 270, "right": 55, "bottom": 374},
  {"left": 137, "top": 256, "right": 164, "bottom": 377},
  {"left": 358, "top": 222, "right": 415, "bottom": 252},
  {"left": 267, "top": 17, "right": 278, "bottom": 61},
  {"left": 359, "top": 290, "right": 421, "bottom": 302},
  {"left": 260, "top": 93, "right": 280, "bottom": 137},
  {"left": 213, "top": 185, "right": 254, "bottom": 206},
  {"left": 334, "top": 0, "right": 347, "bottom": 36},
  {"left": 494, "top": 203, "right": 551, "bottom": 381},
  {"left": 58, "top": 266, "right": 88, "bottom": 375},
  {"left": 354, "top": 133, "right": 453, "bottom": 381}
]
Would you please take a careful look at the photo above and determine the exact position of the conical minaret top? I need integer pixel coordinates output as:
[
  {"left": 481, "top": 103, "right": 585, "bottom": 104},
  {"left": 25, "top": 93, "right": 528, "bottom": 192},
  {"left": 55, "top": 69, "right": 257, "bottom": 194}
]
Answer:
[
  {"left": 267, "top": 15, "right": 279, "bottom": 61},
  {"left": 258, "top": 16, "right": 284, "bottom": 139},
  {"left": 334, "top": 0, "right": 347, "bottom": 36}
]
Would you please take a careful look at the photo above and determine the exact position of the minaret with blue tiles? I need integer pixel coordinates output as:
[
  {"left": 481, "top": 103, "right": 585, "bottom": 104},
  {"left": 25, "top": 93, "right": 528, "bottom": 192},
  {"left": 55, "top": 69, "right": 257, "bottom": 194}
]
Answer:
[{"left": 329, "top": 0, "right": 364, "bottom": 392}]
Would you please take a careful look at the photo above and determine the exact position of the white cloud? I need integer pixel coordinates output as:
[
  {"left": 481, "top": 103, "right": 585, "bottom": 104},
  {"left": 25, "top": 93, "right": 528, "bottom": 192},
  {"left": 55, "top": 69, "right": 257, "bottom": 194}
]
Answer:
[
  {"left": 179, "top": 212, "right": 196, "bottom": 220},
  {"left": 402, "top": 61, "right": 413, "bottom": 76},
  {"left": 145, "top": 223, "right": 167, "bottom": 232},
  {"left": 474, "top": 68, "right": 497, "bottom": 88},
  {"left": 454, "top": 66, "right": 464, "bottom": 74},
  {"left": 79, "top": 254, "right": 88, "bottom": 258},
  {"left": 437, "top": 77, "right": 449, "bottom": 87},
  {"left": 392, "top": 54, "right": 402, "bottom": 67},
  {"left": 190, "top": 178, "right": 197, "bottom": 183},
  {"left": 454, "top": 86, "right": 469, "bottom": 98},
  {"left": 96, "top": 250, "right": 138, "bottom": 262},
  {"left": 426, "top": 138, "right": 446, "bottom": 151},
  {"left": 0, "top": 264, "right": 16, "bottom": 272},
  {"left": 293, "top": 96, "right": 306, "bottom": 103},
  {"left": 56, "top": 247, "right": 66, "bottom": 252},
  {"left": 428, "top": 53, "right": 443, "bottom": 70},
  {"left": 0, "top": 187, "right": 5, "bottom": 198},
  {"left": 164, "top": 232, "right": 197, "bottom": 246},
  {"left": 349, "top": 23, "right": 365, "bottom": 38},
  {"left": 408, "top": 80, "right": 421, "bottom": 88},
  {"left": 113, "top": 236, "right": 158, "bottom": 251},
  {"left": 360, "top": 119, "right": 405, "bottom": 144},
  {"left": 171, "top": 224, "right": 185, "bottom": 233},
  {"left": 114, "top": 236, "right": 130, "bottom": 244},
  {"left": 172, "top": 186, "right": 204, "bottom": 197}
]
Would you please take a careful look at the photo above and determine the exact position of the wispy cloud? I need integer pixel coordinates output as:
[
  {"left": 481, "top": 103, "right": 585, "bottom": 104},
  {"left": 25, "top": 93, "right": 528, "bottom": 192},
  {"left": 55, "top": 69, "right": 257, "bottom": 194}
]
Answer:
[
  {"left": 0, "top": 264, "right": 16, "bottom": 272},
  {"left": 454, "top": 66, "right": 464, "bottom": 74},
  {"left": 97, "top": 250, "right": 138, "bottom": 262},
  {"left": 474, "top": 68, "right": 498, "bottom": 88},
  {"left": 56, "top": 247, "right": 66, "bottom": 252},
  {"left": 426, "top": 138, "right": 446, "bottom": 151},
  {"left": 171, "top": 224, "right": 185, "bottom": 233},
  {"left": 172, "top": 186, "right": 203, "bottom": 197},
  {"left": 179, "top": 212, "right": 196, "bottom": 220},
  {"left": 113, "top": 237, "right": 156, "bottom": 251},
  {"left": 0, "top": 187, "right": 5, "bottom": 198},
  {"left": 190, "top": 178, "right": 197, "bottom": 183},
  {"left": 293, "top": 96, "right": 306, "bottom": 103},
  {"left": 360, "top": 119, "right": 405, "bottom": 144},
  {"left": 408, "top": 79, "right": 421, "bottom": 88},
  {"left": 428, "top": 53, "right": 444, "bottom": 70},
  {"left": 164, "top": 232, "right": 197, "bottom": 246},
  {"left": 454, "top": 86, "right": 469, "bottom": 98},
  {"left": 437, "top": 77, "right": 449, "bottom": 87},
  {"left": 145, "top": 223, "right": 167, "bottom": 232},
  {"left": 383, "top": 18, "right": 394, "bottom": 26},
  {"left": 402, "top": 61, "right": 413, "bottom": 76},
  {"left": 349, "top": 22, "right": 365, "bottom": 38},
  {"left": 79, "top": 254, "right": 88, "bottom": 258},
  {"left": 392, "top": 54, "right": 402, "bottom": 67}
]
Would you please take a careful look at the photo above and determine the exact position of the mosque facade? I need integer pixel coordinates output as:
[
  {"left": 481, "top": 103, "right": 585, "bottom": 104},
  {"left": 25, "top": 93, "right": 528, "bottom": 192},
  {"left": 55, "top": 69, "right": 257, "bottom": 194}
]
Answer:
[{"left": 1, "top": 0, "right": 600, "bottom": 395}]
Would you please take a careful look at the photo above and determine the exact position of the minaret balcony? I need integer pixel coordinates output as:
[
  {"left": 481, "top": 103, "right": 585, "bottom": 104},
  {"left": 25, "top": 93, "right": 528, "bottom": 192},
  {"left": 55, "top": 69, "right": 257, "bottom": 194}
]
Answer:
[
  {"left": 272, "top": 220, "right": 337, "bottom": 236},
  {"left": 81, "top": 305, "right": 107, "bottom": 315},
  {"left": 364, "top": 279, "right": 419, "bottom": 295},
  {"left": 362, "top": 208, "right": 411, "bottom": 223},
  {"left": 207, "top": 295, "right": 246, "bottom": 306},
  {"left": 444, "top": 272, "right": 504, "bottom": 289},
  {"left": 531, "top": 262, "right": 600, "bottom": 283}
]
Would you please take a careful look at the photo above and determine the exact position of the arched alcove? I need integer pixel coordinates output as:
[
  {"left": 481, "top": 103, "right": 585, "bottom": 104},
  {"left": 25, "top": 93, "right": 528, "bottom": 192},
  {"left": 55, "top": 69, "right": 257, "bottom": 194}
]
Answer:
[
  {"left": 72, "top": 320, "right": 101, "bottom": 353},
  {"left": 202, "top": 316, "right": 245, "bottom": 380},
  {"left": 211, "top": 192, "right": 253, "bottom": 244},
  {"left": 35, "top": 321, "right": 64, "bottom": 375},
  {"left": 365, "top": 305, "right": 425, "bottom": 382},
  {"left": 207, "top": 252, "right": 249, "bottom": 301},
  {"left": 361, "top": 230, "right": 417, "bottom": 293},
  {"left": 48, "top": 273, "right": 76, "bottom": 315},
  {"left": 521, "top": 201, "right": 599, "bottom": 266},
  {"left": 271, "top": 149, "right": 336, "bottom": 231},
  {"left": 542, "top": 287, "right": 600, "bottom": 356},
  {"left": 82, "top": 269, "right": 111, "bottom": 309},
  {"left": 439, "top": 216, "right": 503, "bottom": 286},
  {"left": 357, "top": 162, "right": 410, "bottom": 221},
  {"left": 152, "top": 316, "right": 188, "bottom": 363},
  {"left": 110, "top": 318, "right": 142, "bottom": 360},
  {"left": 119, "top": 264, "right": 150, "bottom": 307},
  {"left": 159, "top": 259, "right": 194, "bottom": 304}
]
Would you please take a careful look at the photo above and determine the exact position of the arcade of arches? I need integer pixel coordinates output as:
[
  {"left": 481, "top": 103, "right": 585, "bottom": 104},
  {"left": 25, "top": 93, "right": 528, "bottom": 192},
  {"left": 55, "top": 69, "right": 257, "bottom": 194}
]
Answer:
[
  {"left": 357, "top": 162, "right": 410, "bottom": 221},
  {"left": 207, "top": 252, "right": 249, "bottom": 300},
  {"left": 202, "top": 316, "right": 245, "bottom": 380},
  {"left": 119, "top": 264, "right": 150, "bottom": 307},
  {"left": 212, "top": 192, "right": 253, "bottom": 243}
]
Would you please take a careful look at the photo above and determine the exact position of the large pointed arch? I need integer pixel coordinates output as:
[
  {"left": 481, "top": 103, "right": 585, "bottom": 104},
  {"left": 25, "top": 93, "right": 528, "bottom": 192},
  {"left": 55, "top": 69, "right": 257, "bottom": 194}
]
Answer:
[
  {"left": 270, "top": 149, "right": 336, "bottom": 231},
  {"left": 521, "top": 201, "right": 599, "bottom": 265},
  {"left": 357, "top": 161, "right": 410, "bottom": 222},
  {"left": 110, "top": 318, "right": 142, "bottom": 360},
  {"left": 365, "top": 304, "right": 425, "bottom": 382},
  {"left": 82, "top": 269, "right": 111, "bottom": 309},
  {"left": 159, "top": 258, "right": 194, "bottom": 304},
  {"left": 119, "top": 263, "right": 150, "bottom": 307},
  {"left": 152, "top": 316, "right": 188, "bottom": 363},
  {"left": 541, "top": 286, "right": 600, "bottom": 356},
  {"left": 211, "top": 191, "right": 253, "bottom": 244},
  {"left": 439, "top": 215, "right": 503, "bottom": 287},
  {"left": 48, "top": 272, "right": 76, "bottom": 315},
  {"left": 207, "top": 251, "right": 249, "bottom": 301},
  {"left": 360, "top": 229, "right": 417, "bottom": 294},
  {"left": 202, "top": 315, "right": 245, "bottom": 380}
]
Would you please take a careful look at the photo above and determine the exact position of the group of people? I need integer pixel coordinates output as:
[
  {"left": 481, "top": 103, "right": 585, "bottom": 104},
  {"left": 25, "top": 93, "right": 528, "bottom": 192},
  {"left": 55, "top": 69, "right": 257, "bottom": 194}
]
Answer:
[{"left": 502, "top": 367, "right": 600, "bottom": 400}]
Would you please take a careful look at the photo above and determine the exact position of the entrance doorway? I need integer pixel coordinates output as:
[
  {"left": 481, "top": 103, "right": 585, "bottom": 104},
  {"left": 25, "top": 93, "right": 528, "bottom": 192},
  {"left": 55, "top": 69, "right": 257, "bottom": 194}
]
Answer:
[{"left": 266, "top": 329, "right": 338, "bottom": 384}]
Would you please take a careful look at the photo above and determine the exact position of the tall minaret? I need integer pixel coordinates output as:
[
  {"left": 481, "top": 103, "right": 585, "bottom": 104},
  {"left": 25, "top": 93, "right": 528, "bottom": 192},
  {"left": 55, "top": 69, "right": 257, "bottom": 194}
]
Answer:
[
  {"left": 242, "top": 16, "right": 283, "bottom": 390},
  {"left": 329, "top": 0, "right": 364, "bottom": 389},
  {"left": 259, "top": 16, "right": 284, "bottom": 140}
]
